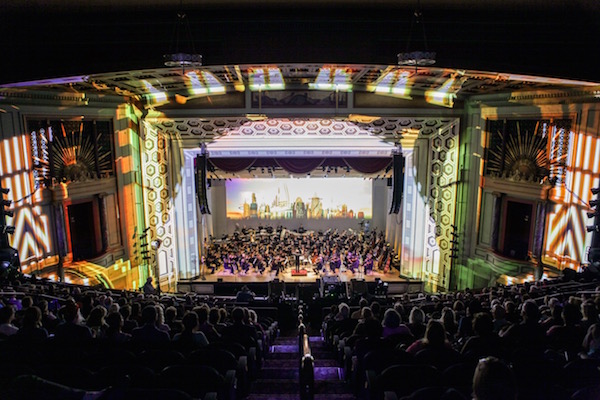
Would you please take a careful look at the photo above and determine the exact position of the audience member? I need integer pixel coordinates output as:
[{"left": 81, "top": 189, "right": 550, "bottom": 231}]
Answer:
[
  {"left": 54, "top": 301, "right": 93, "bottom": 342},
  {"left": 131, "top": 304, "right": 171, "bottom": 346},
  {"left": 472, "top": 357, "right": 517, "bottom": 400},
  {"left": 172, "top": 311, "right": 208, "bottom": 350},
  {"left": 0, "top": 304, "right": 19, "bottom": 337}
]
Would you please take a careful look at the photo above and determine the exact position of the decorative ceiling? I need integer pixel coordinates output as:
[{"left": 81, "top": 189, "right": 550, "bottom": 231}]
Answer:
[{"left": 2, "top": 64, "right": 598, "bottom": 108}]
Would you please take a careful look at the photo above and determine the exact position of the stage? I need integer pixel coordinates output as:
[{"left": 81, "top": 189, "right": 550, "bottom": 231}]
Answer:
[{"left": 176, "top": 265, "right": 424, "bottom": 297}]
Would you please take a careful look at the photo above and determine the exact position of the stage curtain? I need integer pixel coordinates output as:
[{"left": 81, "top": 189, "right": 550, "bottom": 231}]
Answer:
[
  {"left": 210, "top": 158, "right": 256, "bottom": 172},
  {"left": 276, "top": 158, "right": 324, "bottom": 174},
  {"left": 344, "top": 157, "right": 391, "bottom": 174}
]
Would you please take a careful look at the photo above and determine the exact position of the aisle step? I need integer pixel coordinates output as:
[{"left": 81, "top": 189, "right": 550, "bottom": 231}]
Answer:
[
  {"left": 249, "top": 379, "right": 299, "bottom": 394},
  {"left": 314, "top": 367, "right": 344, "bottom": 381},
  {"left": 260, "top": 367, "right": 299, "bottom": 380},
  {"left": 270, "top": 344, "right": 298, "bottom": 353},
  {"left": 262, "top": 359, "right": 298, "bottom": 368}
]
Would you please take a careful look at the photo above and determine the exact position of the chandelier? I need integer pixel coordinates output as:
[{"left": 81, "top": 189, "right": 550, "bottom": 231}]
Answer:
[{"left": 398, "top": 1, "right": 436, "bottom": 67}]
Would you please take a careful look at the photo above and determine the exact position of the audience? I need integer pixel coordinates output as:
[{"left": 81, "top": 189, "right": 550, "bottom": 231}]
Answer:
[{"left": 0, "top": 265, "right": 599, "bottom": 400}]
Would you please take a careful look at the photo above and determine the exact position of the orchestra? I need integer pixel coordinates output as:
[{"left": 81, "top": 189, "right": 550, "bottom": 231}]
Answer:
[{"left": 203, "top": 226, "right": 398, "bottom": 277}]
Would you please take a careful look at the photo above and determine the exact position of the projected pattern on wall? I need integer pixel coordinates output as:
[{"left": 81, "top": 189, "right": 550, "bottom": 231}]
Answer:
[
  {"left": 141, "top": 123, "right": 177, "bottom": 282},
  {"left": 546, "top": 127, "right": 600, "bottom": 269},
  {"left": 0, "top": 135, "right": 52, "bottom": 268}
]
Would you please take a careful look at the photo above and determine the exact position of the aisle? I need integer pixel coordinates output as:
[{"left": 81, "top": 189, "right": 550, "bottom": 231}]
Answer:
[{"left": 246, "top": 334, "right": 355, "bottom": 399}]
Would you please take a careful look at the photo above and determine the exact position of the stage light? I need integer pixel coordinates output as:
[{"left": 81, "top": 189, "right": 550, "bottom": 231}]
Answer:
[{"left": 151, "top": 239, "right": 162, "bottom": 250}]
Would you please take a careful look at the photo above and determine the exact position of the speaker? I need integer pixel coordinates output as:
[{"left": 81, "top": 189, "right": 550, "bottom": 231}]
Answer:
[
  {"left": 389, "top": 153, "right": 405, "bottom": 214},
  {"left": 194, "top": 154, "right": 211, "bottom": 215}
]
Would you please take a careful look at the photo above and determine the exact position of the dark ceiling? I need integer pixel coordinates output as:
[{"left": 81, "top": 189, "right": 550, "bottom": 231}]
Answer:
[{"left": 2, "top": 1, "right": 599, "bottom": 85}]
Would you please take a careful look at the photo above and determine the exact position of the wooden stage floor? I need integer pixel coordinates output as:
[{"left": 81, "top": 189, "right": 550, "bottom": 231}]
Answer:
[{"left": 184, "top": 266, "right": 409, "bottom": 284}]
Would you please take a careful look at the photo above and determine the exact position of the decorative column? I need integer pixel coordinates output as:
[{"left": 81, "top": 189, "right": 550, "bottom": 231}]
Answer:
[{"left": 490, "top": 192, "right": 503, "bottom": 252}]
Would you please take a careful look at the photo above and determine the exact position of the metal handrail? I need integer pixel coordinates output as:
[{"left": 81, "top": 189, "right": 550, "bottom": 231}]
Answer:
[
  {"left": 300, "top": 332, "right": 314, "bottom": 400},
  {"left": 299, "top": 307, "right": 314, "bottom": 400}
]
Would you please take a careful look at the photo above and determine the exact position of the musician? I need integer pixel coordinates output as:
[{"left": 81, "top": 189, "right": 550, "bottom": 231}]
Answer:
[{"left": 364, "top": 253, "right": 374, "bottom": 274}]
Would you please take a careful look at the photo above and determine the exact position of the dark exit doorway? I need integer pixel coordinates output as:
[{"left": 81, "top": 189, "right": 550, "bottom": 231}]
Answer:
[
  {"left": 502, "top": 200, "right": 533, "bottom": 260},
  {"left": 68, "top": 202, "right": 97, "bottom": 261}
]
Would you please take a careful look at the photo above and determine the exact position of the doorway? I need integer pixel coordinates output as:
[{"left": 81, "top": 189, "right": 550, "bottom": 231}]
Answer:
[
  {"left": 502, "top": 200, "right": 533, "bottom": 260},
  {"left": 68, "top": 202, "right": 97, "bottom": 261}
]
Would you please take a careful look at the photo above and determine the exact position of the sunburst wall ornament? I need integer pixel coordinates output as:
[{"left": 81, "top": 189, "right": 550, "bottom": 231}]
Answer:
[
  {"left": 52, "top": 123, "right": 112, "bottom": 183},
  {"left": 486, "top": 120, "right": 550, "bottom": 183}
]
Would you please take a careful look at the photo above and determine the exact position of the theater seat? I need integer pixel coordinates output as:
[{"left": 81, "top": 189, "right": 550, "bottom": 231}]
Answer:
[
  {"left": 158, "top": 364, "right": 236, "bottom": 400},
  {"left": 366, "top": 364, "right": 441, "bottom": 400}
]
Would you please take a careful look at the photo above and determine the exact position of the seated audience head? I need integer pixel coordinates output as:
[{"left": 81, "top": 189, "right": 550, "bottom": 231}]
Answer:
[
  {"left": 492, "top": 304, "right": 505, "bottom": 320},
  {"left": 248, "top": 309, "right": 258, "bottom": 324},
  {"left": 409, "top": 307, "right": 425, "bottom": 325},
  {"left": 370, "top": 301, "right": 381, "bottom": 318},
  {"left": 521, "top": 299, "right": 539, "bottom": 322},
  {"left": 196, "top": 305, "right": 209, "bottom": 324},
  {"left": 21, "top": 296, "right": 33, "bottom": 309},
  {"left": 23, "top": 306, "right": 42, "bottom": 328},
  {"left": 61, "top": 300, "right": 80, "bottom": 323},
  {"left": 382, "top": 308, "right": 401, "bottom": 328},
  {"left": 219, "top": 307, "right": 228, "bottom": 323},
  {"left": 472, "top": 357, "right": 517, "bottom": 400},
  {"left": 424, "top": 319, "right": 446, "bottom": 347},
  {"left": 393, "top": 301, "right": 405, "bottom": 316},
  {"left": 358, "top": 298, "right": 369, "bottom": 309},
  {"left": 141, "top": 304, "right": 158, "bottom": 325},
  {"left": 360, "top": 307, "right": 373, "bottom": 320},
  {"left": 231, "top": 307, "right": 245, "bottom": 323},
  {"left": 337, "top": 302, "right": 350, "bottom": 319},
  {"left": 0, "top": 304, "right": 15, "bottom": 324},
  {"left": 106, "top": 311, "right": 124, "bottom": 331},
  {"left": 209, "top": 307, "right": 220, "bottom": 324},
  {"left": 562, "top": 302, "right": 582, "bottom": 326},
  {"left": 182, "top": 311, "right": 199, "bottom": 332},
  {"left": 472, "top": 312, "right": 494, "bottom": 336}
]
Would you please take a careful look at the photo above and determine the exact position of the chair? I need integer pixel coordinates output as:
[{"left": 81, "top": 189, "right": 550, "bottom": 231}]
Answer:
[
  {"left": 158, "top": 364, "right": 236, "bottom": 400},
  {"left": 441, "top": 362, "right": 476, "bottom": 398},
  {"left": 415, "top": 347, "right": 460, "bottom": 371},
  {"left": 136, "top": 349, "right": 185, "bottom": 372},
  {"left": 367, "top": 364, "right": 441, "bottom": 400},
  {"left": 357, "top": 349, "right": 415, "bottom": 395},
  {"left": 187, "top": 348, "right": 247, "bottom": 396},
  {"left": 95, "top": 364, "right": 156, "bottom": 389},
  {"left": 207, "top": 341, "right": 253, "bottom": 379},
  {"left": 35, "top": 364, "right": 98, "bottom": 391},
  {"left": 562, "top": 359, "right": 600, "bottom": 393}
]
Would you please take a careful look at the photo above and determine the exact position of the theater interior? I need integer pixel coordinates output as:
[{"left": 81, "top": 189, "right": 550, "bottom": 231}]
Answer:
[{"left": 1, "top": 2, "right": 600, "bottom": 399}]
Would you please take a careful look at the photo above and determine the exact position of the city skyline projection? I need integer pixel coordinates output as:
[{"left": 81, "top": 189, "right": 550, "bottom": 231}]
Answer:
[{"left": 226, "top": 178, "right": 372, "bottom": 220}]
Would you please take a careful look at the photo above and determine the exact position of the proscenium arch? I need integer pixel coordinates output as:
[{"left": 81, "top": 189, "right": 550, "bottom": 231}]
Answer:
[{"left": 143, "top": 116, "right": 459, "bottom": 291}]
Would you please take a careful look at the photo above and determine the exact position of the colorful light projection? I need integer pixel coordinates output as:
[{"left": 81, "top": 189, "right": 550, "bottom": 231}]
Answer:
[
  {"left": 424, "top": 75, "right": 466, "bottom": 108},
  {"left": 185, "top": 71, "right": 226, "bottom": 96},
  {"left": 545, "top": 128, "right": 600, "bottom": 270},
  {"left": 248, "top": 67, "right": 285, "bottom": 91},
  {"left": 142, "top": 80, "right": 168, "bottom": 104},
  {"left": 0, "top": 135, "right": 53, "bottom": 269},
  {"left": 140, "top": 122, "right": 177, "bottom": 283},
  {"left": 309, "top": 67, "right": 353, "bottom": 91},
  {"left": 226, "top": 178, "right": 372, "bottom": 220},
  {"left": 370, "top": 69, "right": 413, "bottom": 99}
]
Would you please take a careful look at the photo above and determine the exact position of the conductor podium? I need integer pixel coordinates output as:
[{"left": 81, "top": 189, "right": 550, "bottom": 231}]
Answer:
[{"left": 291, "top": 252, "right": 308, "bottom": 276}]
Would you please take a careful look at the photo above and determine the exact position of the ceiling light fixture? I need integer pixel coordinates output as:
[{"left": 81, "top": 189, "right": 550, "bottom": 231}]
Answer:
[
  {"left": 164, "top": 1, "right": 203, "bottom": 69},
  {"left": 398, "top": 0, "right": 436, "bottom": 67}
]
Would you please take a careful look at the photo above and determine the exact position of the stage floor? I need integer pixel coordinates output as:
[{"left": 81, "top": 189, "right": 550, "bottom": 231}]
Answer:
[{"left": 186, "top": 266, "right": 409, "bottom": 284}]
